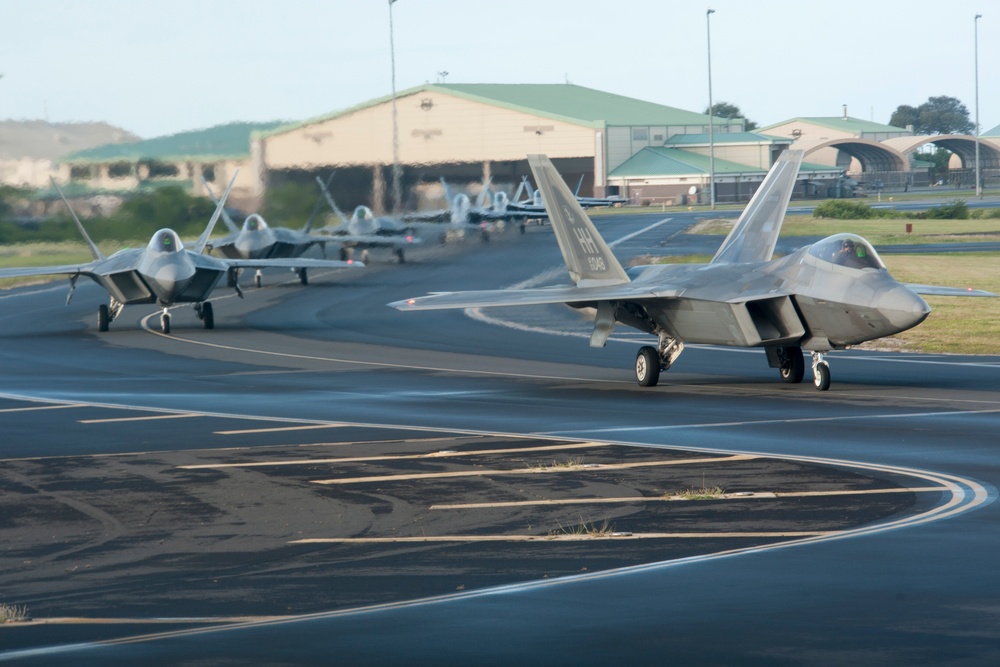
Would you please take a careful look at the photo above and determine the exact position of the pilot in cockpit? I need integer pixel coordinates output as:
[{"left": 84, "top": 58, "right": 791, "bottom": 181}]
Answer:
[{"left": 835, "top": 239, "right": 866, "bottom": 268}]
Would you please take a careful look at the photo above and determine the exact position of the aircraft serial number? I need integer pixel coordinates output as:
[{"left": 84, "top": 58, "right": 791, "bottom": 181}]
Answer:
[{"left": 588, "top": 256, "right": 607, "bottom": 271}]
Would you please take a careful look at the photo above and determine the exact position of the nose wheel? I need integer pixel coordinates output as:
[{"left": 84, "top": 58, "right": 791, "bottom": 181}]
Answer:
[
  {"left": 812, "top": 352, "right": 831, "bottom": 391},
  {"left": 160, "top": 309, "right": 171, "bottom": 334}
]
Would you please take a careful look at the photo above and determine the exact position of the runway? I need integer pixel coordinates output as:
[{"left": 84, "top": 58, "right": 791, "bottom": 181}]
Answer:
[{"left": 1, "top": 214, "right": 999, "bottom": 665}]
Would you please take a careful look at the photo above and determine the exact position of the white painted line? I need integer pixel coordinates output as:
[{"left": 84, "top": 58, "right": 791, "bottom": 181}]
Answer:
[
  {"left": 215, "top": 424, "right": 347, "bottom": 436},
  {"left": 0, "top": 403, "right": 86, "bottom": 413},
  {"left": 291, "top": 530, "right": 829, "bottom": 544},
  {"left": 79, "top": 413, "right": 201, "bottom": 424}
]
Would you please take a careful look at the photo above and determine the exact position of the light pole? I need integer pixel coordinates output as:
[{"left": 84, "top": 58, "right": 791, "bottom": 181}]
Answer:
[
  {"left": 388, "top": 0, "right": 402, "bottom": 213},
  {"left": 706, "top": 8, "right": 716, "bottom": 209},
  {"left": 974, "top": 13, "right": 983, "bottom": 199}
]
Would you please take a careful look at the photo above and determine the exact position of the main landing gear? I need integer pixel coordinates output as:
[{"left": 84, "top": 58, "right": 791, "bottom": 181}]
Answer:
[
  {"left": 194, "top": 302, "right": 214, "bottom": 330},
  {"left": 296, "top": 268, "right": 308, "bottom": 285},
  {"left": 634, "top": 335, "right": 684, "bottom": 387},
  {"left": 96, "top": 299, "right": 123, "bottom": 332}
]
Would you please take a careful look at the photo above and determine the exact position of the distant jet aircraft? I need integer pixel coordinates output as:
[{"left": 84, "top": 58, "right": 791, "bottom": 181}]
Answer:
[
  {"left": 511, "top": 173, "right": 627, "bottom": 221},
  {"left": 314, "top": 176, "right": 421, "bottom": 263},
  {"left": 203, "top": 177, "right": 336, "bottom": 288},
  {"left": 405, "top": 178, "right": 542, "bottom": 241},
  {"left": 0, "top": 175, "right": 362, "bottom": 333},
  {"left": 392, "top": 152, "right": 993, "bottom": 391}
]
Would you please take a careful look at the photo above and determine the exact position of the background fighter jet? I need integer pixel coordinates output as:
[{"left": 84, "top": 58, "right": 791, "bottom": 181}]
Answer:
[
  {"left": 203, "top": 178, "right": 335, "bottom": 288},
  {"left": 392, "top": 152, "right": 994, "bottom": 391},
  {"left": 314, "top": 176, "right": 421, "bottom": 263},
  {"left": 405, "top": 178, "right": 542, "bottom": 242},
  {"left": 0, "top": 175, "right": 362, "bottom": 334}
]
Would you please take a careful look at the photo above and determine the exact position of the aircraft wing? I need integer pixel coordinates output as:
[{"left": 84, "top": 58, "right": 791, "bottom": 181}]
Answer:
[
  {"left": 0, "top": 262, "right": 98, "bottom": 279},
  {"left": 402, "top": 209, "right": 451, "bottom": 223},
  {"left": 711, "top": 150, "right": 804, "bottom": 265},
  {"left": 223, "top": 257, "right": 364, "bottom": 270},
  {"left": 327, "top": 234, "right": 421, "bottom": 248},
  {"left": 904, "top": 283, "right": 996, "bottom": 297},
  {"left": 390, "top": 282, "right": 679, "bottom": 311}
]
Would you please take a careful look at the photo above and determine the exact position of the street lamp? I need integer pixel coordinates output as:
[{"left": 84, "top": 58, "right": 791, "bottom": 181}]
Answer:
[
  {"left": 974, "top": 13, "right": 983, "bottom": 199},
  {"left": 706, "top": 8, "right": 716, "bottom": 209},
  {"left": 388, "top": 0, "right": 402, "bottom": 213}
]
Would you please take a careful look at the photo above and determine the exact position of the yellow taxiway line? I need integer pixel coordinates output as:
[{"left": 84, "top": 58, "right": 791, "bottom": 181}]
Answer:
[
  {"left": 430, "top": 486, "right": 948, "bottom": 510},
  {"left": 311, "top": 454, "right": 757, "bottom": 485}
]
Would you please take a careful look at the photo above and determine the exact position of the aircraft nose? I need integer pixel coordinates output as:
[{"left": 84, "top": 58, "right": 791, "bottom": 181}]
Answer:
[{"left": 879, "top": 284, "right": 931, "bottom": 331}]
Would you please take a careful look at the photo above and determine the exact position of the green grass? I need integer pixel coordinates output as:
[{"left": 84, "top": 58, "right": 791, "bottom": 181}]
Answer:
[{"left": 690, "top": 216, "right": 1000, "bottom": 245}]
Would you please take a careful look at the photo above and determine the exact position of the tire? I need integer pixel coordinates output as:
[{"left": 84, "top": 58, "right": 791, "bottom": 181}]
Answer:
[
  {"left": 813, "top": 361, "right": 831, "bottom": 391},
  {"left": 520, "top": 223, "right": 526, "bottom": 235},
  {"left": 202, "top": 302, "right": 214, "bottom": 330},
  {"left": 779, "top": 347, "right": 805, "bottom": 384},
  {"left": 161, "top": 313, "right": 171, "bottom": 334},
  {"left": 395, "top": 249, "right": 405, "bottom": 263},
  {"left": 339, "top": 247, "right": 350, "bottom": 261},
  {"left": 299, "top": 268, "right": 308, "bottom": 285},
  {"left": 254, "top": 273, "right": 262, "bottom": 289},
  {"left": 97, "top": 304, "right": 110, "bottom": 332},
  {"left": 361, "top": 249, "right": 370, "bottom": 263},
  {"left": 635, "top": 346, "right": 660, "bottom": 387}
]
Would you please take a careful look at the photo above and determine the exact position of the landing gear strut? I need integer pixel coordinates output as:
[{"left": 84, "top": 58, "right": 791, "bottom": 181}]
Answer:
[
  {"left": 254, "top": 269, "right": 263, "bottom": 289},
  {"left": 634, "top": 335, "right": 684, "bottom": 387}
]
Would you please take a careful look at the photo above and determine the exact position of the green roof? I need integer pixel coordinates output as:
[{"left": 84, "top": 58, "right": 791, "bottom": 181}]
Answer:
[
  {"left": 64, "top": 121, "right": 285, "bottom": 164},
  {"left": 664, "top": 132, "right": 789, "bottom": 146},
  {"left": 759, "top": 116, "right": 909, "bottom": 135},
  {"left": 984, "top": 123, "right": 1000, "bottom": 137},
  {"left": 260, "top": 83, "right": 731, "bottom": 138},
  {"left": 609, "top": 147, "right": 838, "bottom": 178}
]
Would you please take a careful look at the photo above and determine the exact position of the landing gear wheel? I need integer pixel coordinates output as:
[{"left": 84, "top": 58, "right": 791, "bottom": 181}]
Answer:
[
  {"left": 813, "top": 361, "right": 831, "bottom": 391},
  {"left": 395, "top": 248, "right": 405, "bottom": 263},
  {"left": 481, "top": 230, "right": 490, "bottom": 242},
  {"left": 160, "top": 312, "right": 171, "bottom": 334},
  {"left": 520, "top": 222, "right": 526, "bottom": 234},
  {"left": 254, "top": 271, "right": 262, "bottom": 289},
  {"left": 97, "top": 304, "right": 110, "bottom": 332},
  {"left": 360, "top": 249, "right": 370, "bottom": 263},
  {"left": 298, "top": 268, "right": 308, "bottom": 285},
  {"left": 339, "top": 247, "right": 350, "bottom": 261},
  {"left": 201, "top": 302, "right": 214, "bottom": 330},
  {"left": 779, "top": 347, "right": 805, "bottom": 384},
  {"left": 635, "top": 346, "right": 661, "bottom": 387}
]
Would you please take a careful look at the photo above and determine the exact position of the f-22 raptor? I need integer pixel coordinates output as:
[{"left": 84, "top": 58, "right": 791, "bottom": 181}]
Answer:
[
  {"left": 0, "top": 175, "right": 362, "bottom": 333},
  {"left": 392, "top": 151, "right": 993, "bottom": 391}
]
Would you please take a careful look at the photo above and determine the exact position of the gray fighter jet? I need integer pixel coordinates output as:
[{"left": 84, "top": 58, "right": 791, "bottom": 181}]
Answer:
[
  {"left": 203, "top": 177, "right": 338, "bottom": 288},
  {"left": 0, "top": 175, "right": 363, "bottom": 333},
  {"left": 391, "top": 152, "right": 994, "bottom": 391},
  {"left": 314, "top": 177, "right": 421, "bottom": 263}
]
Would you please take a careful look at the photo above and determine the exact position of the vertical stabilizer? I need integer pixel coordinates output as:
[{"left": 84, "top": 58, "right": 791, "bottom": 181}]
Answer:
[
  {"left": 711, "top": 149, "right": 803, "bottom": 264},
  {"left": 50, "top": 178, "right": 104, "bottom": 261},
  {"left": 527, "top": 154, "right": 629, "bottom": 287},
  {"left": 194, "top": 171, "right": 238, "bottom": 254}
]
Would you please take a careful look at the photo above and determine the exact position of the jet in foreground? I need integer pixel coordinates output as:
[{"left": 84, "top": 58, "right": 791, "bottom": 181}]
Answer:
[
  {"left": 315, "top": 177, "right": 420, "bottom": 263},
  {"left": 203, "top": 178, "right": 336, "bottom": 287},
  {"left": 0, "top": 176, "right": 362, "bottom": 333},
  {"left": 392, "top": 152, "right": 993, "bottom": 391}
]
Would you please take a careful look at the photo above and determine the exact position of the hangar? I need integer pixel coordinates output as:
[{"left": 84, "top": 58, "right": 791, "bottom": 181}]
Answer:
[{"left": 251, "top": 83, "right": 743, "bottom": 212}]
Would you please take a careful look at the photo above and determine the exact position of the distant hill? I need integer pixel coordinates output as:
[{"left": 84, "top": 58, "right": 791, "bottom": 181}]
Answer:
[{"left": 0, "top": 120, "right": 140, "bottom": 160}]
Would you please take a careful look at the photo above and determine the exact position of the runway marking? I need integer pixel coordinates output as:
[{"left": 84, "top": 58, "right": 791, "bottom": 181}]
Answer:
[
  {"left": 539, "top": 407, "right": 1000, "bottom": 436},
  {"left": 290, "top": 530, "right": 829, "bottom": 544},
  {"left": 311, "top": 454, "right": 757, "bottom": 485},
  {"left": 0, "top": 403, "right": 86, "bottom": 413},
  {"left": 177, "top": 441, "right": 603, "bottom": 469},
  {"left": 214, "top": 424, "right": 347, "bottom": 435},
  {"left": 78, "top": 413, "right": 201, "bottom": 424},
  {"left": 8, "top": 615, "right": 291, "bottom": 626},
  {"left": 430, "top": 486, "right": 947, "bottom": 510}
]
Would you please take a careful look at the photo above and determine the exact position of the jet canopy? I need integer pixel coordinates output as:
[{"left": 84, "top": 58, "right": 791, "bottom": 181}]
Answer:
[
  {"left": 353, "top": 206, "right": 374, "bottom": 222},
  {"left": 808, "top": 233, "right": 884, "bottom": 270},
  {"left": 148, "top": 229, "right": 184, "bottom": 254},
  {"left": 243, "top": 214, "right": 269, "bottom": 232}
]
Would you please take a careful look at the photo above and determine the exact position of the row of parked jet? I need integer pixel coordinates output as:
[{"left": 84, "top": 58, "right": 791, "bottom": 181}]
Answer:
[{"left": 1, "top": 155, "right": 991, "bottom": 392}]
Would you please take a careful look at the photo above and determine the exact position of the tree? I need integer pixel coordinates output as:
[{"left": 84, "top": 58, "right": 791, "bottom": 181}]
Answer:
[
  {"left": 704, "top": 101, "right": 758, "bottom": 131},
  {"left": 889, "top": 104, "right": 920, "bottom": 131},
  {"left": 888, "top": 96, "right": 973, "bottom": 135}
]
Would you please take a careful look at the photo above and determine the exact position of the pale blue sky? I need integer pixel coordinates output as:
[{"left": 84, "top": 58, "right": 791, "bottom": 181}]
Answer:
[{"left": 1, "top": 0, "right": 995, "bottom": 138}]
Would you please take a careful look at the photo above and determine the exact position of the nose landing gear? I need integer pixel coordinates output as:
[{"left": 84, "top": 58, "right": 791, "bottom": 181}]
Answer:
[{"left": 812, "top": 352, "right": 831, "bottom": 391}]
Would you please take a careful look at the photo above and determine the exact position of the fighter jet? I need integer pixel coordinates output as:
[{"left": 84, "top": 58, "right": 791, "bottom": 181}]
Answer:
[
  {"left": 314, "top": 176, "right": 421, "bottom": 263},
  {"left": 391, "top": 152, "right": 994, "bottom": 391},
  {"left": 405, "top": 178, "right": 542, "bottom": 242},
  {"left": 0, "top": 175, "right": 363, "bottom": 333},
  {"left": 202, "top": 177, "right": 333, "bottom": 288}
]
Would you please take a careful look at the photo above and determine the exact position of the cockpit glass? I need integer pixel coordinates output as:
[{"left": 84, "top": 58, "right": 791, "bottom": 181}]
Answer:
[
  {"left": 243, "top": 214, "right": 267, "bottom": 232},
  {"left": 808, "top": 234, "right": 884, "bottom": 270},
  {"left": 148, "top": 229, "right": 183, "bottom": 253}
]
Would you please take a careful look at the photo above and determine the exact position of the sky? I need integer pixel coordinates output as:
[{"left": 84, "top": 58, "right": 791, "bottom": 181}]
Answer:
[{"left": 1, "top": 0, "right": 996, "bottom": 139}]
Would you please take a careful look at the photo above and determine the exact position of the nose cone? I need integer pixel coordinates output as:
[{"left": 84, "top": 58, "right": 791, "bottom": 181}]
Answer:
[
  {"left": 235, "top": 236, "right": 267, "bottom": 259},
  {"left": 878, "top": 284, "right": 931, "bottom": 332},
  {"left": 150, "top": 261, "right": 197, "bottom": 304}
]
